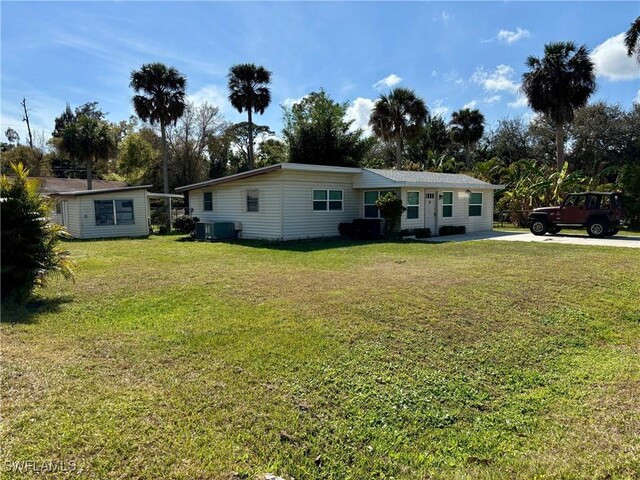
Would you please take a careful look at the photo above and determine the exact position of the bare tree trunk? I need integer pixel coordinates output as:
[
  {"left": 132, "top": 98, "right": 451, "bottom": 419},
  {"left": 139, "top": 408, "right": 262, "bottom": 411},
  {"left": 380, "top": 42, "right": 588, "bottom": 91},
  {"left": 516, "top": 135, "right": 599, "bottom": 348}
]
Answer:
[
  {"left": 464, "top": 141, "right": 471, "bottom": 169},
  {"left": 395, "top": 132, "right": 402, "bottom": 169},
  {"left": 21, "top": 98, "right": 34, "bottom": 149},
  {"left": 161, "top": 121, "right": 171, "bottom": 232},
  {"left": 87, "top": 156, "right": 93, "bottom": 190},
  {"left": 555, "top": 122, "right": 565, "bottom": 172},
  {"left": 248, "top": 108, "right": 254, "bottom": 170}
]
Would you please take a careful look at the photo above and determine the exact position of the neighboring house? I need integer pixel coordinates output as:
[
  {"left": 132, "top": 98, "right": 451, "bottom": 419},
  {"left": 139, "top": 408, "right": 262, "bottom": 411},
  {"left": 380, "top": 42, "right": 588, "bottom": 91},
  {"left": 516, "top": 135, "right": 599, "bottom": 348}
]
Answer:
[
  {"left": 41, "top": 179, "right": 182, "bottom": 239},
  {"left": 176, "top": 163, "right": 504, "bottom": 241}
]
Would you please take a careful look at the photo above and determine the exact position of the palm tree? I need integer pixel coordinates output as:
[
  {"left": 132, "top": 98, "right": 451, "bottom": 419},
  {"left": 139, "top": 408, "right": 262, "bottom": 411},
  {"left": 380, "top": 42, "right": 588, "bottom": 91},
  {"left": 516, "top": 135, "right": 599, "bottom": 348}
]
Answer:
[
  {"left": 624, "top": 17, "right": 640, "bottom": 63},
  {"left": 60, "top": 116, "right": 113, "bottom": 190},
  {"left": 521, "top": 42, "right": 596, "bottom": 171},
  {"left": 227, "top": 63, "right": 272, "bottom": 170},
  {"left": 449, "top": 108, "right": 485, "bottom": 168},
  {"left": 130, "top": 63, "right": 186, "bottom": 229},
  {"left": 369, "top": 87, "right": 428, "bottom": 169}
]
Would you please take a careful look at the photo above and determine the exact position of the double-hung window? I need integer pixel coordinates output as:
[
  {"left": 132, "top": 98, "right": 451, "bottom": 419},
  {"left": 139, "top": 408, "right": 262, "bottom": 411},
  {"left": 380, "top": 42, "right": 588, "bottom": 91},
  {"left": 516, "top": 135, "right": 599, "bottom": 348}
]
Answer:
[
  {"left": 363, "top": 190, "right": 394, "bottom": 218},
  {"left": 313, "top": 190, "right": 343, "bottom": 211},
  {"left": 442, "top": 192, "right": 453, "bottom": 218},
  {"left": 246, "top": 189, "right": 259, "bottom": 212},
  {"left": 468, "top": 192, "right": 483, "bottom": 216},
  {"left": 94, "top": 199, "right": 135, "bottom": 226},
  {"left": 203, "top": 192, "right": 213, "bottom": 211},
  {"left": 406, "top": 191, "right": 420, "bottom": 219}
]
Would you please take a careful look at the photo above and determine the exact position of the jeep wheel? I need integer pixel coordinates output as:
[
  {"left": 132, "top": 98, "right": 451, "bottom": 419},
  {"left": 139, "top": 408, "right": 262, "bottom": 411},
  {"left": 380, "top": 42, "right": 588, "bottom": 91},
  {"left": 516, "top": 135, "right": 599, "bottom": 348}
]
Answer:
[
  {"left": 548, "top": 226, "right": 562, "bottom": 235},
  {"left": 530, "top": 219, "right": 548, "bottom": 236},
  {"left": 607, "top": 227, "right": 619, "bottom": 236},
  {"left": 587, "top": 219, "right": 608, "bottom": 238}
]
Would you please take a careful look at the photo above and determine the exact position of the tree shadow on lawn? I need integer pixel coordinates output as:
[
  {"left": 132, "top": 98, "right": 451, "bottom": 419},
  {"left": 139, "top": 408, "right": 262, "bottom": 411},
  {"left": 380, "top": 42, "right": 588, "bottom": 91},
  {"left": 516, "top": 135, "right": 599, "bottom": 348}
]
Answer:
[
  {"left": 185, "top": 237, "right": 397, "bottom": 253},
  {"left": 1, "top": 296, "right": 73, "bottom": 324}
]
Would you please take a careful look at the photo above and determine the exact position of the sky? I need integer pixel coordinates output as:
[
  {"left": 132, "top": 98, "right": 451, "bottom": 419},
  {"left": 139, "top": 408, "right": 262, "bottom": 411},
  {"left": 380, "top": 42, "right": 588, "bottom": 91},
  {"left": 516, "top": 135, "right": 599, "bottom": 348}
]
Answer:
[{"left": 1, "top": 1, "right": 639, "bottom": 144}]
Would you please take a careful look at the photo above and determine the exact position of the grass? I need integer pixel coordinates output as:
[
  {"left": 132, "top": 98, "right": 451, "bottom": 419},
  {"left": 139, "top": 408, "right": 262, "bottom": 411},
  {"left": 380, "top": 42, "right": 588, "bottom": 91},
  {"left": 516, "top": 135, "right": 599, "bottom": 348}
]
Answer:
[{"left": 2, "top": 236, "right": 639, "bottom": 479}]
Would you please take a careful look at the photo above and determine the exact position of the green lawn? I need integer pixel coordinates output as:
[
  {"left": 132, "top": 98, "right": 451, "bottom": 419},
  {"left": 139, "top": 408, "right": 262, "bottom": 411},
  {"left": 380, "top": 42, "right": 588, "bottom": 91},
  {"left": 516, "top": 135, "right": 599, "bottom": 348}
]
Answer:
[{"left": 2, "top": 237, "right": 639, "bottom": 479}]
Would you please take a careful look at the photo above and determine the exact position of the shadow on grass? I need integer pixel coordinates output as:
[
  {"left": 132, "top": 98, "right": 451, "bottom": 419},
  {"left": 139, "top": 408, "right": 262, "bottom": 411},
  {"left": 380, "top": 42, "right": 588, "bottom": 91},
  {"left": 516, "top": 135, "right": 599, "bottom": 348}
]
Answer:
[
  {"left": 1, "top": 296, "right": 73, "bottom": 324},
  {"left": 185, "top": 237, "right": 390, "bottom": 252}
]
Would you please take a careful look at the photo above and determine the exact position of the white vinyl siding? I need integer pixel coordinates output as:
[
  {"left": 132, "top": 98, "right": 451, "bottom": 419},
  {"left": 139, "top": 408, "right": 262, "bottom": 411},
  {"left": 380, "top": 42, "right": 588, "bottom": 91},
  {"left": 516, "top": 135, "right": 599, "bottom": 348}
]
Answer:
[
  {"left": 282, "top": 171, "right": 358, "bottom": 240},
  {"left": 189, "top": 172, "right": 283, "bottom": 240},
  {"left": 75, "top": 189, "right": 149, "bottom": 239},
  {"left": 437, "top": 189, "right": 493, "bottom": 233}
]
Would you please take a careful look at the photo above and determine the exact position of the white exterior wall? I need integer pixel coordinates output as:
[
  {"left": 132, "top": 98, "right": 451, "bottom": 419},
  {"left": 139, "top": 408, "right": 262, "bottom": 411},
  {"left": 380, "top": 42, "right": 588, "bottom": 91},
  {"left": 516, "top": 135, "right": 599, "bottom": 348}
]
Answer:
[
  {"left": 75, "top": 190, "right": 149, "bottom": 239},
  {"left": 189, "top": 172, "right": 283, "bottom": 240},
  {"left": 281, "top": 170, "right": 359, "bottom": 240},
  {"left": 437, "top": 188, "right": 493, "bottom": 233},
  {"left": 66, "top": 199, "right": 81, "bottom": 238}
]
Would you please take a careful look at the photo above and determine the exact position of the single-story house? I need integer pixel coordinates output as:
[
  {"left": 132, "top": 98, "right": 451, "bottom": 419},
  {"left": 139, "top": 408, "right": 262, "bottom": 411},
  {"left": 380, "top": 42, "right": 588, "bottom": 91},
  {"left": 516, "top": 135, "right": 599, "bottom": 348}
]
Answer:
[
  {"left": 48, "top": 184, "right": 182, "bottom": 239},
  {"left": 176, "top": 163, "right": 504, "bottom": 241}
]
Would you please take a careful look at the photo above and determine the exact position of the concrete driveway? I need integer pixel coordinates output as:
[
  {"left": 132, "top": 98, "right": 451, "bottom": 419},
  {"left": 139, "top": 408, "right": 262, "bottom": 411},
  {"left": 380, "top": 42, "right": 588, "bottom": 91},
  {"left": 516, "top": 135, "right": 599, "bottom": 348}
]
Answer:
[{"left": 424, "top": 230, "right": 640, "bottom": 248}]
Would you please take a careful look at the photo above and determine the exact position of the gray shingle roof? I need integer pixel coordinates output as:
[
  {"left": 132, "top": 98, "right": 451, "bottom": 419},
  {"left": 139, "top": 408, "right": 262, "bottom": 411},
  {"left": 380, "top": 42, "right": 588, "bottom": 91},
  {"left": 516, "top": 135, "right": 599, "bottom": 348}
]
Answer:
[
  {"left": 365, "top": 169, "right": 500, "bottom": 188},
  {"left": 33, "top": 177, "right": 128, "bottom": 194}
]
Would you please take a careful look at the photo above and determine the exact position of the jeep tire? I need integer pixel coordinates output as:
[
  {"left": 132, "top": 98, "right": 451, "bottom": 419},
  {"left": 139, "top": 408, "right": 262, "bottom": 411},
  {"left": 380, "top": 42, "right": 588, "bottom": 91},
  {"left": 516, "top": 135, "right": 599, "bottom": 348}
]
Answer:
[
  {"left": 607, "top": 227, "right": 619, "bottom": 236},
  {"left": 587, "top": 218, "right": 608, "bottom": 238},
  {"left": 530, "top": 218, "right": 548, "bottom": 236}
]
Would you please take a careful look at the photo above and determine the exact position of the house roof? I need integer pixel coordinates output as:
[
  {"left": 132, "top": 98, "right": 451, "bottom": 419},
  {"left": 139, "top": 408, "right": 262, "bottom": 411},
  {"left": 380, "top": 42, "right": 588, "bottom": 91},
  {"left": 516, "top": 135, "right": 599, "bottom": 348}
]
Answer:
[
  {"left": 360, "top": 169, "right": 504, "bottom": 190},
  {"left": 34, "top": 177, "right": 128, "bottom": 194},
  {"left": 55, "top": 185, "right": 154, "bottom": 197},
  {"left": 174, "top": 163, "right": 504, "bottom": 192}
]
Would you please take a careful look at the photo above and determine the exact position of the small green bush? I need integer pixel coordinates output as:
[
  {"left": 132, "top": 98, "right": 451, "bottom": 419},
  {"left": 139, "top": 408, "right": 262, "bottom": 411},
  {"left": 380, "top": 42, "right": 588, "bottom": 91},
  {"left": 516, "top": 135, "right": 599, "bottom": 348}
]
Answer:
[
  {"left": 173, "top": 216, "right": 199, "bottom": 234},
  {"left": 1, "top": 163, "right": 75, "bottom": 302},
  {"left": 415, "top": 228, "right": 431, "bottom": 238},
  {"left": 439, "top": 225, "right": 466, "bottom": 236},
  {"left": 375, "top": 192, "right": 405, "bottom": 238}
]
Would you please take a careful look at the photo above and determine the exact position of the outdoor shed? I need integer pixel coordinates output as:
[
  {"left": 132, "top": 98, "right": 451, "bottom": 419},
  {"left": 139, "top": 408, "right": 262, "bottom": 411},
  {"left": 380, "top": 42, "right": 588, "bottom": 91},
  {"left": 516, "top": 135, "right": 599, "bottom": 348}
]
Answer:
[
  {"left": 176, "top": 163, "right": 503, "bottom": 241},
  {"left": 50, "top": 185, "right": 182, "bottom": 239}
]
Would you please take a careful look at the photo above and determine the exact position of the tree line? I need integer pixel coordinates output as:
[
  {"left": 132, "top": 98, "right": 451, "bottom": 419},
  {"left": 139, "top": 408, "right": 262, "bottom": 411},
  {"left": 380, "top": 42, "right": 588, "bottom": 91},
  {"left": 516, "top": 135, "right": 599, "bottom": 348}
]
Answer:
[{"left": 2, "top": 17, "right": 639, "bottom": 225}]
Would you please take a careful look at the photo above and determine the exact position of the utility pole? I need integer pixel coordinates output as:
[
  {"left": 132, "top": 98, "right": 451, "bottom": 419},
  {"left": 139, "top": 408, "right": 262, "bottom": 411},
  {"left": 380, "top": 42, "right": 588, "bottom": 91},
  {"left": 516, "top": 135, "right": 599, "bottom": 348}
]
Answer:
[{"left": 21, "top": 98, "right": 34, "bottom": 148}]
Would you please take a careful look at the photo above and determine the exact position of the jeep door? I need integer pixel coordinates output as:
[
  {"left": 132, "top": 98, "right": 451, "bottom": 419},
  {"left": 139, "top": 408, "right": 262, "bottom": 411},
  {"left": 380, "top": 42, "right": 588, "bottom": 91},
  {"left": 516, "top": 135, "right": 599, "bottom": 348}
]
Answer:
[{"left": 560, "top": 195, "right": 587, "bottom": 224}]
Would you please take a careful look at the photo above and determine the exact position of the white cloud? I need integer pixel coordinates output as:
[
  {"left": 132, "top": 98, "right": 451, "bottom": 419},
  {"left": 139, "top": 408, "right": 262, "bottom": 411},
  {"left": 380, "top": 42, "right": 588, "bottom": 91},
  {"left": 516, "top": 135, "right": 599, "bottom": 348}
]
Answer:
[
  {"left": 463, "top": 100, "right": 477, "bottom": 109},
  {"left": 441, "top": 11, "right": 450, "bottom": 23},
  {"left": 508, "top": 95, "right": 528, "bottom": 109},
  {"left": 188, "top": 85, "right": 229, "bottom": 111},
  {"left": 373, "top": 74, "right": 402, "bottom": 90},
  {"left": 346, "top": 97, "right": 376, "bottom": 136},
  {"left": 431, "top": 99, "right": 449, "bottom": 118},
  {"left": 483, "top": 95, "right": 501, "bottom": 104},
  {"left": 471, "top": 64, "right": 520, "bottom": 94},
  {"left": 591, "top": 33, "right": 640, "bottom": 81},
  {"left": 280, "top": 95, "right": 307, "bottom": 108},
  {"left": 497, "top": 28, "right": 530, "bottom": 44},
  {"left": 431, "top": 70, "right": 438, "bottom": 77}
]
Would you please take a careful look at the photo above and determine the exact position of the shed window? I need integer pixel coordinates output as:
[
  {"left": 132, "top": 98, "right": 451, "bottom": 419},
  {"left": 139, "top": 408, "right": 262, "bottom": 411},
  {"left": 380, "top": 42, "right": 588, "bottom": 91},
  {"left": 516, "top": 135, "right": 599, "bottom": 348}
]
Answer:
[
  {"left": 55, "top": 201, "right": 62, "bottom": 214},
  {"left": 469, "top": 192, "right": 483, "bottom": 217},
  {"left": 407, "top": 191, "right": 419, "bottom": 219},
  {"left": 313, "top": 189, "right": 343, "bottom": 211},
  {"left": 442, "top": 192, "right": 453, "bottom": 218},
  {"left": 247, "top": 189, "right": 259, "bottom": 212},
  {"left": 203, "top": 192, "right": 213, "bottom": 211},
  {"left": 95, "top": 199, "right": 135, "bottom": 226},
  {"left": 364, "top": 190, "right": 394, "bottom": 218}
]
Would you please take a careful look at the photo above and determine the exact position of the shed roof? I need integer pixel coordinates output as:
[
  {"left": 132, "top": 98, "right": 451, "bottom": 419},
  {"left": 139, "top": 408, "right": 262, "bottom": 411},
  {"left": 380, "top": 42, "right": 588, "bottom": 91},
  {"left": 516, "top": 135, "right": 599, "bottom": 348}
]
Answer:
[
  {"left": 55, "top": 185, "right": 154, "bottom": 197},
  {"left": 34, "top": 177, "right": 128, "bottom": 194}
]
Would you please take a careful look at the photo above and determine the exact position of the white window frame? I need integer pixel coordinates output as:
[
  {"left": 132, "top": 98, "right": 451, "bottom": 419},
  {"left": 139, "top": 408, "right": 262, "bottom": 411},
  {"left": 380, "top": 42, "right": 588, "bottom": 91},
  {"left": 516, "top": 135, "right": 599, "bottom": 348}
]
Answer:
[
  {"left": 468, "top": 192, "right": 483, "bottom": 217},
  {"left": 312, "top": 189, "right": 344, "bottom": 212},
  {"left": 246, "top": 189, "right": 259, "bottom": 212},
  {"left": 203, "top": 191, "right": 213, "bottom": 211},
  {"left": 363, "top": 190, "right": 394, "bottom": 219},
  {"left": 406, "top": 191, "right": 420, "bottom": 220},
  {"left": 442, "top": 191, "right": 454, "bottom": 219},
  {"left": 94, "top": 199, "right": 135, "bottom": 226}
]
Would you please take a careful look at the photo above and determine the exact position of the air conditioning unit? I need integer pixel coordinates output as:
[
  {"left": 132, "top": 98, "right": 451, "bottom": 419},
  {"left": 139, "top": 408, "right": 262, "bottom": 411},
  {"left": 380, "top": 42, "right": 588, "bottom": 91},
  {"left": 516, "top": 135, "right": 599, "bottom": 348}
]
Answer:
[{"left": 195, "top": 222, "right": 236, "bottom": 241}]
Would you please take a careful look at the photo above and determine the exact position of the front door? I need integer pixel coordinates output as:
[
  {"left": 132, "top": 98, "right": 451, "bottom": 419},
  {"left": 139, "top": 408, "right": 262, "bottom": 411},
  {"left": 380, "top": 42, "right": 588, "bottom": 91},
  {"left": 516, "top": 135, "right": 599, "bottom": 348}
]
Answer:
[{"left": 425, "top": 191, "right": 437, "bottom": 232}]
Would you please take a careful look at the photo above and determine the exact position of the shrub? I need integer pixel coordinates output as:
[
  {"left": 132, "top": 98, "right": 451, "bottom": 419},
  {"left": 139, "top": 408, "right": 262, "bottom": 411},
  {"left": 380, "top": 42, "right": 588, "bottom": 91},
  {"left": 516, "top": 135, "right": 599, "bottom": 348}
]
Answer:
[
  {"left": 173, "top": 216, "right": 199, "bottom": 234},
  {"left": 618, "top": 164, "right": 640, "bottom": 228},
  {"left": 339, "top": 219, "right": 382, "bottom": 240},
  {"left": 1, "top": 163, "right": 75, "bottom": 302},
  {"left": 338, "top": 222, "right": 353, "bottom": 237},
  {"left": 415, "top": 228, "right": 431, "bottom": 238},
  {"left": 439, "top": 225, "right": 466, "bottom": 236},
  {"left": 400, "top": 229, "right": 415, "bottom": 237},
  {"left": 375, "top": 192, "right": 405, "bottom": 237}
]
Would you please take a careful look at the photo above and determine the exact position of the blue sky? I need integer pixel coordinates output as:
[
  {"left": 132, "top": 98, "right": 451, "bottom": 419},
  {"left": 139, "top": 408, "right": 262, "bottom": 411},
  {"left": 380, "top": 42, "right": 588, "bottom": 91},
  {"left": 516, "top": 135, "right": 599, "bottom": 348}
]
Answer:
[{"left": 2, "top": 1, "right": 639, "bottom": 143}]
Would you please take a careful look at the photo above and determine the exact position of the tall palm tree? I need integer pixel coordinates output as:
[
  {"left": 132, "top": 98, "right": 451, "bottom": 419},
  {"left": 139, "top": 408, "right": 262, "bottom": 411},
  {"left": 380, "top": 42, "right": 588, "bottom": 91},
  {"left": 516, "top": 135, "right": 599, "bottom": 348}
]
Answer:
[
  {"left": 449, "top": 108, "right": 485, "bottom": 168},
  {"left": 624, "top": 17, "right": 640, "bottom": 63},
  {"left": 60, "top": 116, "right": 113, "bottom": 190},
  {"left": 130, "top": 63, "right": 186, "bottom": 229},
  {"left": 369, "top": 87, "right": 428, "bottom": 169},
  {"left": 521, "top": 42, "right": 596, "bottom": 171},
  {"left": 227, "top": 63, "right": 272, "bottom": 170}
]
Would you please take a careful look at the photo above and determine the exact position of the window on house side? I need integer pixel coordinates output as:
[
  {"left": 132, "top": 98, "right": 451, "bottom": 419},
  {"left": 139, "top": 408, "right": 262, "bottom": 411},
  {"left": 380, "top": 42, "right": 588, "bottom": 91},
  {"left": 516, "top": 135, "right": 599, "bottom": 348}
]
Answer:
[
  {"left": 407, "top": 191, "right": 419, "bottom": 219},
  {"left": 203, "top": 192, "right": 213, "bottom": 211},
  {"left": 247, "top": 190, "right": 259, "bottom": 212},
  {"left": 468, "top": 192, "right": 483, "bottom": 217},
  {"left": 313, "top": 189, "right": 343, "bottom": 211},
  {"left": 442, "top": 192, "right": 453, "bottom": 218}
]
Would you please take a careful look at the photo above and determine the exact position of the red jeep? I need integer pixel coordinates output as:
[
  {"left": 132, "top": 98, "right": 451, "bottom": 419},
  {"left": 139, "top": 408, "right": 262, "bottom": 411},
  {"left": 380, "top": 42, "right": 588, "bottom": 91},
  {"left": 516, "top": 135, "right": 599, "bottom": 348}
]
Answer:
[{"left": 529, "top": 192, "right": 624, "bottom": 238}]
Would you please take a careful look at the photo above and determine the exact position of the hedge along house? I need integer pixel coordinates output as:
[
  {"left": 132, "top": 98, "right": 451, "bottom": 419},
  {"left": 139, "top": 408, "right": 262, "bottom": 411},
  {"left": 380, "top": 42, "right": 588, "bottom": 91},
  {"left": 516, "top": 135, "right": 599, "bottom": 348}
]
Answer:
[
  {"left": 176, "top": 163, "right": 503, "bottom": 241},
  {"left": 49, "top": 185, "right": 183, "bottom": 239}
]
